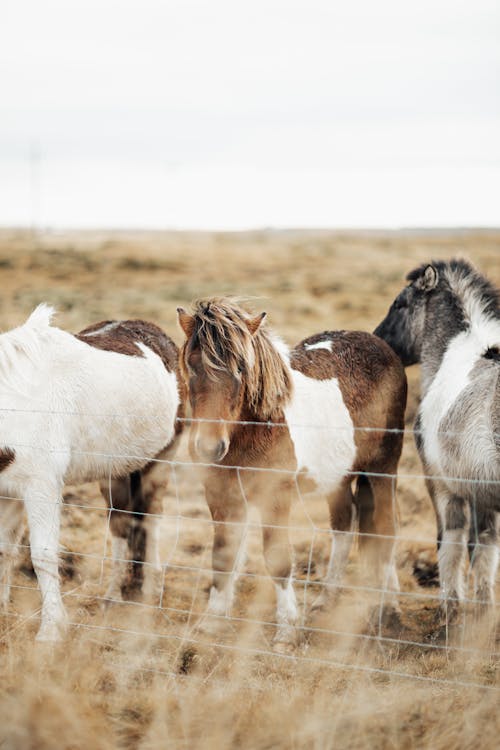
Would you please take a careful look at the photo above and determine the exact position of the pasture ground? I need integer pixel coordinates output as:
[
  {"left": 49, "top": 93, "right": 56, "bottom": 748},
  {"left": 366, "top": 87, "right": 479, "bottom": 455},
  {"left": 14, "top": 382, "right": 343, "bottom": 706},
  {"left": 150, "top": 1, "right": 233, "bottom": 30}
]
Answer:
[{"left": 0, "top": 228, "right": 499, "bottom": 749}]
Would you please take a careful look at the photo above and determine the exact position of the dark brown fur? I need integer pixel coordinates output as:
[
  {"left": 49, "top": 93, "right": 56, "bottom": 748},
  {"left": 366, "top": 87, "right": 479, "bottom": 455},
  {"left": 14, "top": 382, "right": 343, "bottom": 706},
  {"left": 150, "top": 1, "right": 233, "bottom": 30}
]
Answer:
[
  {"left": 77, "top": 319, "right": 177, "bottom": 372},
  {"left": 291, "top": 332, "right": 406, "bottom": 553},
  {"left": 0, "top": 448, "right": 15, "bottom": 472}
]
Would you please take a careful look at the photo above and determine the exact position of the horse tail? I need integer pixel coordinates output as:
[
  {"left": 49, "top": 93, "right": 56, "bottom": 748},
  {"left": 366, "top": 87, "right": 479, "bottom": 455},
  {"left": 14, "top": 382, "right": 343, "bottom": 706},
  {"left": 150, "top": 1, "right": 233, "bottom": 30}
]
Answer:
[
  {"left": 355, "top": 474, "right": 375, "bottom": 551},
  {"left": 127, "top": 470, "right": 147, "bottom": 593}
]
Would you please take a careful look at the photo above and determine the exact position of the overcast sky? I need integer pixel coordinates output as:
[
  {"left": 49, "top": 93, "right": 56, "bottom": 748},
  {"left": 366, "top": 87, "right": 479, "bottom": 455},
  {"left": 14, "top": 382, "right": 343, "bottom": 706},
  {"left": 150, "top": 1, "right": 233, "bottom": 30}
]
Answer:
[{"left": 1, "top": 0, "right": 499, "bottom": 228}]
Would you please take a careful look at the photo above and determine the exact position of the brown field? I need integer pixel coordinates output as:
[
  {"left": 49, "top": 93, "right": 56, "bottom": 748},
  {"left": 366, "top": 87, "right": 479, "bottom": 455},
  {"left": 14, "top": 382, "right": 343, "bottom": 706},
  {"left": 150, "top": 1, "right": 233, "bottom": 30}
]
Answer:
[{"left": 0, "top": 228, "right": 499, "bottom": 749}]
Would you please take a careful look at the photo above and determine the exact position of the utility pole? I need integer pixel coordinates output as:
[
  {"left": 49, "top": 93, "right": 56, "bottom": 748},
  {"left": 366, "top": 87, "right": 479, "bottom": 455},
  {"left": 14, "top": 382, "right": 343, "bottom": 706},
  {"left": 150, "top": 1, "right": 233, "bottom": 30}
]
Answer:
[{"left": 29, "top": 140, "right": 41, "bottom": 242}]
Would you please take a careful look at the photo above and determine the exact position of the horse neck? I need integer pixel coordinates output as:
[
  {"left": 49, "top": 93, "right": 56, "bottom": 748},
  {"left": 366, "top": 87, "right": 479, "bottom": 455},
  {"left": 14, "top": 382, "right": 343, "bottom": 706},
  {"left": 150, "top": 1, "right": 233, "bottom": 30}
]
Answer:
[
  {"left": 420, "top": 285, "right": 499, "bottom": 394},
  {"left": 225, "top": 394, "right": 288, "bottom": 468},
  {"left": 419, "top": 290, "right": 465, "bottom": 392},
  {"left": 238, "top": 390, "right": 286, "bottom": 424}
]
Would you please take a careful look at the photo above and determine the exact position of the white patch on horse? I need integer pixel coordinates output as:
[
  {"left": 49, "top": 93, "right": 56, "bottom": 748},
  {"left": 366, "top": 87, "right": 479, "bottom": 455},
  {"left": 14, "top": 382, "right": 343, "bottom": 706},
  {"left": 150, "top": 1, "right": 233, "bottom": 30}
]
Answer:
[
  {"left": 275, "top": 577, "right": 298, "bottom": 627},
  {"left": 207, "top": 584, "right": 233, "bottom": 616},
  {"left": 63, "top": 342, "right": 179, "bottom": 484},
  {"left": 471, "top": 542, "right": 498, "bottom": 604},
  {"left": 105, "top": 536, "right": 130, "bottom": 601},
  {"left": 420, "top": 318, "right": 500, "bottom": 479},
  {"left": 81, "top": 322, "right": 119, "bottom": 336},
  {"left": 304, "top": 340, "right": 333, "bottom": 352},
  {"left": 284, "top": 369, "right": 356, "bottom": 493},
  {"left": 438, "top": 529, "right": 467, "bottom": 601},
  {"left": 312, "top": 530, "right": 354, "bottom": 610},
  {"left": 445, "top": 265, "right": 499, "bottom": 328},
  {"left": 324, "top": 530, "right": 354, "bottom": 585},
  {"left": 0, "top": 498, "right": 25, "bottom": 610},
  {"left": 142, "top": 511, "right": 164, "bottom": 602}
]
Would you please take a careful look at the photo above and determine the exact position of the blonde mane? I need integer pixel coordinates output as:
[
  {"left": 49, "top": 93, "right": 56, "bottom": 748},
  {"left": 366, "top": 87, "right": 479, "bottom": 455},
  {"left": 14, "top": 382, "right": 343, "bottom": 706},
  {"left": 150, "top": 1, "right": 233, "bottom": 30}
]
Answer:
[{"left": 181, "top": 298, "right": 293, "bottom": 420}]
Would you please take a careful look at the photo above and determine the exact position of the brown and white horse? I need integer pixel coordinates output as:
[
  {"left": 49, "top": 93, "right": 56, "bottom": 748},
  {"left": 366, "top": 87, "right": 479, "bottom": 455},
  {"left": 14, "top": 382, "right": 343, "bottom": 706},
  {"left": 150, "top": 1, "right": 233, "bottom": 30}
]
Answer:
[{"left": 177, "top": 298, "right": 407, "bottom": 650}]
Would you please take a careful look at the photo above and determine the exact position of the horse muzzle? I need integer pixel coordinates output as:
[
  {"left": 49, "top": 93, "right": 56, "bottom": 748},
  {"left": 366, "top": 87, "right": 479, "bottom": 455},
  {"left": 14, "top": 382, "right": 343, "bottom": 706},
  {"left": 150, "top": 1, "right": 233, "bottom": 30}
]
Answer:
[{"left": 194, "top": 437, "right": 229, "bottom": 464}]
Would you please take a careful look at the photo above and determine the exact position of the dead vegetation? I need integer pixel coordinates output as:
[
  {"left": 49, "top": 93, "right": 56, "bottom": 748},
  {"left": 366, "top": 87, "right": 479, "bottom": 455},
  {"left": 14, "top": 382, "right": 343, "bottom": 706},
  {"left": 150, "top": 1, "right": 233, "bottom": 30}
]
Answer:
[{"left": 0, "top": 228, "right": 499, "bottom": 748}]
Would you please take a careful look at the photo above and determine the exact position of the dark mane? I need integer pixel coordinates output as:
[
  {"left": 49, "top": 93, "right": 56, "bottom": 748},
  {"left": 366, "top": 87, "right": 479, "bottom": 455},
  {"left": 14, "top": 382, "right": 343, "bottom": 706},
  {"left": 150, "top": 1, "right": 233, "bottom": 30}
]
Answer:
[
  {"left": 407, "top": 258, "right": 500, "bottom": 321},
  {"left": 181, "top": 298, "right": 293, "bottom": 420}
]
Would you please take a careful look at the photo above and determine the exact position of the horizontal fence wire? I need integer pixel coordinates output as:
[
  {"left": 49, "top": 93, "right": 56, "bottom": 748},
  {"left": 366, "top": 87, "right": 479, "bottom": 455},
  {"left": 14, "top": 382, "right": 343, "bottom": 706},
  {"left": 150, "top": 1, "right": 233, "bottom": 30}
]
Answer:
[
  {"left": 1, "top": 406, "right": 500, "bottom": 440},
  {"left": 0, "top": 412, "right": 498, "bottom": 693}
]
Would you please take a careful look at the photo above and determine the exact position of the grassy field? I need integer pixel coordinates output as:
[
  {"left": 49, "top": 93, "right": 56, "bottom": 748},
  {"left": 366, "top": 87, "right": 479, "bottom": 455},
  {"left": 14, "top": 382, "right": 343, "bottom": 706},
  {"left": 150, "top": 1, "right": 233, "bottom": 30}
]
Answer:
[{"left": 0, "top": 228, "right": 499, "bottom": 749}]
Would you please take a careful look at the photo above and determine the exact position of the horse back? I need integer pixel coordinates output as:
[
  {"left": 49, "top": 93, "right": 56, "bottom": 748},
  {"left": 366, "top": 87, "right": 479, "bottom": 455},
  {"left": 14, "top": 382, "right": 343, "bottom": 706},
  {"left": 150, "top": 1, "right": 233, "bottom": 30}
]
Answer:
[
  {"left": 290, "top": 330, "right": 407, "bottom": 472},
  {"left": 291, "top": 331, "right": 406, "bottom": 420},
  {"left": 76, "top": 319, "right": 178, "bottom": 372}
]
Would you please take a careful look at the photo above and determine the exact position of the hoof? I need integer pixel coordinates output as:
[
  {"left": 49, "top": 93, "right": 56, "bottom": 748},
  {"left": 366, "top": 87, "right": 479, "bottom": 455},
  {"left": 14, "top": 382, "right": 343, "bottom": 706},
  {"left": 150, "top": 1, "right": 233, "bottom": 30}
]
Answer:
[
  {"left": 380, "top": 605, "right": 403, "bottom": 630},
  {"left": 310, "top": 597, "right": 326, "bottom": 615},
  {"left": 425, "top": 601, "right": 463, "bottom": 643},
  {"left": 425, "top": 618, "right": 463, "bottom": 644},
  {"left": 179, "top": 646, "right": 199, "bottom": 674},
  {"left": 35, "top": 618, "right": 68, "bottom": 643},
  {"left": 141, "top": 568, "right": 164, "bottom": 606},
  {"left": 101, "top": 596, "right": 121, "bottom": 611},
  {"left": 310, "top": 589, "right": 338, "bottom": 615},
  {"left": 368, "top": 604, "right": 402, "bottom": 632},
  {"left": 425, "top": 622, "right": 449, "bottom": 644},
  {"left": 272, "top": 623, "right": 298, "bottom": 653},
  {"left": 473, "top": 588, "right": 494, "bottom": 617},
  {"left": 437, "top": 599, "right": 460, "bottom": 626},
  {"left": 196, "top": 612, "right": 226, "bottom": 638},
  {"left": 412, "top": 559, "right": 439, "bottom": 588}
]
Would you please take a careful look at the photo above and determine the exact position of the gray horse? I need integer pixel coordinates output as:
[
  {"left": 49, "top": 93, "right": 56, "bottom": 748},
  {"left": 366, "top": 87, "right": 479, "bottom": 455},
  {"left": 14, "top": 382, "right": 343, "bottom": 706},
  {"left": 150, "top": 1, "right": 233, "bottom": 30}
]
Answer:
[{"left": 374, "top": 259, "right": 499, "bottom": 620}]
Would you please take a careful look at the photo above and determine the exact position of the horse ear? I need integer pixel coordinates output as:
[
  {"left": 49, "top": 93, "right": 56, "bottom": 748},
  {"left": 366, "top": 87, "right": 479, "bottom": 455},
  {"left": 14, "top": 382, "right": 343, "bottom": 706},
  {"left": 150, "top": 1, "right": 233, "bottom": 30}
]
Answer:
[
  {"left": 246, "top": 312, "right": 267, "bottom": 336},
  {"left": 417, "top": 264, "right": 438, "bottom": 292},
  {"left": 177, "top": 307, "right": 195, "bottom": 338}
]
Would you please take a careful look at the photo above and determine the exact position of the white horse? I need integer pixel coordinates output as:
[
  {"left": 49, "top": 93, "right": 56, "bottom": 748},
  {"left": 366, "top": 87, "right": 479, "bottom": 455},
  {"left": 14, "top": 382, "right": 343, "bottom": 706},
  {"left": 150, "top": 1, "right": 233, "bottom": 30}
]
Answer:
[{"left": 0, "top": 305, "right": 182, "bottom": 641}]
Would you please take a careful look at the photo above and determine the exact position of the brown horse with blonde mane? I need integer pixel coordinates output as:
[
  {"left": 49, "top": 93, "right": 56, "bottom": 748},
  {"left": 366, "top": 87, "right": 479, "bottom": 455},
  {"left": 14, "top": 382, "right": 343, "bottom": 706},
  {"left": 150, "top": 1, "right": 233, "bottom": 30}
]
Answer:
[{"left": 177, "top": 298, "right": 407, "bottom": 650}]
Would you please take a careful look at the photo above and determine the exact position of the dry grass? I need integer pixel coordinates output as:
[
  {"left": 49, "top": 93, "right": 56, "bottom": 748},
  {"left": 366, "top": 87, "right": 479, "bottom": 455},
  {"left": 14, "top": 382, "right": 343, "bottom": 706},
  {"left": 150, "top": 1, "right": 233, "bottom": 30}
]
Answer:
[{"left": 0, "top": 228, "right": 499, "bottom": 749}]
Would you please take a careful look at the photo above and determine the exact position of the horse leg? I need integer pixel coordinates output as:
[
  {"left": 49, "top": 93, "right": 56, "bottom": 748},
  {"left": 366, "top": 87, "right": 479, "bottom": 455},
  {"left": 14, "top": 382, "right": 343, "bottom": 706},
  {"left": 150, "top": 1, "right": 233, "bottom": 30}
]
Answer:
[
  {"left": 139, "top": 458, "right": 169, "bottom": 604},
  {"left": 204, "top": 472, "right": 247, "bottom": 619},
  {"left": 0, "top": 499, "right": 25, "bottom": 611},
  {"left": 260, "top": 481, "right": 298, "bottom": 651},
  {"left": 24, "top": 483, "right": 67, "bottom": 641},
  {"left": 368, "top": 474, "right": 400, "bottom": 619},
  {"left": 100, "top": 476, "right": 136, "bottom": 603},
  {"left": 100, "top": 442, "right": 177, "bottom": 605},
  {"left": 412, "top": 476, "right": 441, "bottom": 587},
  {"left": 311, "top": 479, "right": 354, "bottom": 613},
  {"left": 468, "top": 507, "right": 498, "bottom": 612},
  {"left": 436, "top": 491, "right": 469, "bottom": 621}
]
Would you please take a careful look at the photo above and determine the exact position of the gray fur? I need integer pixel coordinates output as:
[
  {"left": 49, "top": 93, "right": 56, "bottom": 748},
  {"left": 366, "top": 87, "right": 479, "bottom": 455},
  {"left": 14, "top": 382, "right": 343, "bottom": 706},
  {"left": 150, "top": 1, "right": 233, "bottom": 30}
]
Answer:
[{"left": 375, "top": 259, "right": 500, "bottom": 617}]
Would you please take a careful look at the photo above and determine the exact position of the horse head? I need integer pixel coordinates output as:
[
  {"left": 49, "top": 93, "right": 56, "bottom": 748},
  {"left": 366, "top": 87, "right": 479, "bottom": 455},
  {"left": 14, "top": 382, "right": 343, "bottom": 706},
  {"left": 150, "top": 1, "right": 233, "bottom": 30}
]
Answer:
[
  {"left": 374, "top": 263, "right": 439, "bottom": 365},
  {"left": 177, "top": 300, "right": 266, "bottom": 463}
]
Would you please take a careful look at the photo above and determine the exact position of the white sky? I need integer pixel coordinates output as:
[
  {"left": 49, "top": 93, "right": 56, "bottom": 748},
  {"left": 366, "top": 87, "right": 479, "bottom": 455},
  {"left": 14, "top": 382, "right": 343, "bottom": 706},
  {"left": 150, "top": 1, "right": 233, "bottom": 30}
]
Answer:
[{"left": 1, "top": 0, "right": 499, "bottom": 228}]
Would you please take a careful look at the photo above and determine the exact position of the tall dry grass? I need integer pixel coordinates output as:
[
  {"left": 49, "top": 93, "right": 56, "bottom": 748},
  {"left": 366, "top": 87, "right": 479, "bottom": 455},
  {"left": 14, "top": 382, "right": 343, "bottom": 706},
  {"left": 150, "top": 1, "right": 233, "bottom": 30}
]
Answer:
[{"left": 0, "top": 228, "right": 499, "bottom": 748}]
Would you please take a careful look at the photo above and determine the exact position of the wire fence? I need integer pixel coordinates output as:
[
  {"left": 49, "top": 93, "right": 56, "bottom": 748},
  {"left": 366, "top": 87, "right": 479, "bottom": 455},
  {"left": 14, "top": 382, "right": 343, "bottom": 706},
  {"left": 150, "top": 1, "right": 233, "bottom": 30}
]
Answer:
[{"left": 0, "top": 414, "right": 498, "bottom": 693}]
